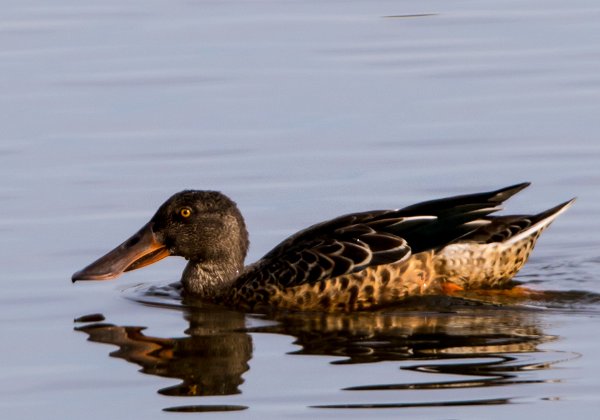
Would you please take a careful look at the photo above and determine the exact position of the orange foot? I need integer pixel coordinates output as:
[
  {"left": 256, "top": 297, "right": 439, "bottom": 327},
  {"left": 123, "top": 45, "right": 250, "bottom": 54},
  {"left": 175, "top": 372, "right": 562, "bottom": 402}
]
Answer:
[{"left": 441, "top": 282, "right": 464, "bottom": 295}]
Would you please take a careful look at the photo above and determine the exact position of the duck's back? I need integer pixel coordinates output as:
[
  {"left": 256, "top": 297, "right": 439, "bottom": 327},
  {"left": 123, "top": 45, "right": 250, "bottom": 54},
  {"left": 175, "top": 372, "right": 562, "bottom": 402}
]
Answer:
[{"left": 225, "top": 183, "right": 570, "bottom": 312}]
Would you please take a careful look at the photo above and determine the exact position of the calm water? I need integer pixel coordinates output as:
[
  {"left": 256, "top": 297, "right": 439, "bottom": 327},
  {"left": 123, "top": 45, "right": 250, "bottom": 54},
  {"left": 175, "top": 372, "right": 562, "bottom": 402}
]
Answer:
[{"left": 2, "top": 0, "right": 600, "bottom": 418}]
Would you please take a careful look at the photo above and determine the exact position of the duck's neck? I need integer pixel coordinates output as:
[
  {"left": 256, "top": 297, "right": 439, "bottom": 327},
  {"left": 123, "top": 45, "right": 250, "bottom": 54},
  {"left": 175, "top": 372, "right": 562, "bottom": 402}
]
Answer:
[{"left": 181, "top": 257, "right": 243, "bottom": 299}]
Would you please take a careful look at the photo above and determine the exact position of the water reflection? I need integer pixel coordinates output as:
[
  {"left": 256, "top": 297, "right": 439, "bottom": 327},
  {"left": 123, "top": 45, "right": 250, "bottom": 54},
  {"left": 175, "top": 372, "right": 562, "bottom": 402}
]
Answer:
[
  {"left": 76, "top": 304, "right": 251, "bottom": 399},
  {"left": 259, "top": 304, "right": 551, "bottom": 363},
  {"left": 75, "top": 295, "right": 570, "bottom": 412}
]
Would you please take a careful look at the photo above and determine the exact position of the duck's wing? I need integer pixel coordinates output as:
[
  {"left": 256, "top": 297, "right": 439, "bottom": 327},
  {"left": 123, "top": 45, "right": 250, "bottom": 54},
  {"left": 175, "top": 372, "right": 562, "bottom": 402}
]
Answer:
[
  {"left": 237, "top": 183, "right": 530, "bottom": 289},
  {"left": 245, "top": 214, "right": 433, "bottom": 288},
  {"left": 394, "top": 182, "right": 531, "bottom": 251}
]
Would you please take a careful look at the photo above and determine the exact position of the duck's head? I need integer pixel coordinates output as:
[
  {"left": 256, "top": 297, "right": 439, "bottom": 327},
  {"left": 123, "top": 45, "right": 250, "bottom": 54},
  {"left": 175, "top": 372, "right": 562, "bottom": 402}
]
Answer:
[{"left": 72, "top": 191, "right": 249, "bottom": 284}]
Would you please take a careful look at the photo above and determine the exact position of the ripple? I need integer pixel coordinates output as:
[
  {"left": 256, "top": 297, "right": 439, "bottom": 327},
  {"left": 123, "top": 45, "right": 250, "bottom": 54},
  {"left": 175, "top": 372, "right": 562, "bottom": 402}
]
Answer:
[
  {"left": 341, "top": 350, "right": 576, "bottom": 392},
  {"left": 312, "top": 398, "right": 511, "bottom": 409},
  {"left": 163, "top": 405, "right": 248, "bottom": 413},
  {"left": 122, "top": 282, "right": 183, "bottom": 309},
  {"left": 73, "top": 313, "right": 105, "bottom": 323}
]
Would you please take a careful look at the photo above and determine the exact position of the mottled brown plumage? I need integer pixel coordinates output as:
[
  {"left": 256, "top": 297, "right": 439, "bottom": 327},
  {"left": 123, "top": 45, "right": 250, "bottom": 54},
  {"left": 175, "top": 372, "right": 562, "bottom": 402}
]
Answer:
[{"left": 73, "top": 183, "right": 574, "bottom": 312}]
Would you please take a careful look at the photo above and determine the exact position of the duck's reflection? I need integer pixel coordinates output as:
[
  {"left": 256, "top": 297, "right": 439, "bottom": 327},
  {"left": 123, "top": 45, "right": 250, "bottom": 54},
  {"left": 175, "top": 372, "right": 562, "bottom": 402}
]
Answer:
[
  {"left": 75, "top": 296, "right": 560, "bottom": 412},
  {"left": 76, "top": 304, "right": 251, "bottom": 398},
  {"left": 260, "top": 302, "right": 552, "bottom": 364}
]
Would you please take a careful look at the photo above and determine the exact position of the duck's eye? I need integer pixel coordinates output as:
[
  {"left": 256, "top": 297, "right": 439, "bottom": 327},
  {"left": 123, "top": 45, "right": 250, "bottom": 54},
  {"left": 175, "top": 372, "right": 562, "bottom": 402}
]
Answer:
[{"left": 179, "top": 207, "right": 192, "bottom": 218}]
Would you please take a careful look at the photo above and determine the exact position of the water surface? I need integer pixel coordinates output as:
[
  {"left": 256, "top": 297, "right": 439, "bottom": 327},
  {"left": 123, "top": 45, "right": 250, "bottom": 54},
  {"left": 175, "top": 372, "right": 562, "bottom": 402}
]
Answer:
[{"left": 1, "top": 0, "right": 600, "bottom": 419}]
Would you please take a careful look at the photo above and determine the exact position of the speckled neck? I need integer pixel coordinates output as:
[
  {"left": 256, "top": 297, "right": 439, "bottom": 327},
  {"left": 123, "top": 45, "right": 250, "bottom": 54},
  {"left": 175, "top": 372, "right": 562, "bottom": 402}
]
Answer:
[{"left": 181, "top": 258, "right": 243, "bottom": 299}]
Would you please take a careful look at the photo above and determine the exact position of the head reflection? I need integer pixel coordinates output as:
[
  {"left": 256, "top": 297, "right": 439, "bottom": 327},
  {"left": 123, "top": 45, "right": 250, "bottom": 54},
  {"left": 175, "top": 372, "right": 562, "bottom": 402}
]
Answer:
[{"left": 76, "top": 303, "right": 251, "bottom": 398}]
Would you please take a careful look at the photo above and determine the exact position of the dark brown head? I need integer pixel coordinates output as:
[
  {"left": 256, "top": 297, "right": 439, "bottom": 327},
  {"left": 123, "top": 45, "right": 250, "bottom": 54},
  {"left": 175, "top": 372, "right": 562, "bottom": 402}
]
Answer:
[{"left": 72, "top": 190, "right": 249, "bottom": 282}]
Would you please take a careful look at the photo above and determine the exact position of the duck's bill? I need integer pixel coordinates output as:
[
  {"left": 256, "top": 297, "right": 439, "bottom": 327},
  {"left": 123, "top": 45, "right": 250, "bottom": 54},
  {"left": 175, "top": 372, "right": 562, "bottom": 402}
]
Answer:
[{"left": 72, "top": 222, "right": 170, "bottom": 282}]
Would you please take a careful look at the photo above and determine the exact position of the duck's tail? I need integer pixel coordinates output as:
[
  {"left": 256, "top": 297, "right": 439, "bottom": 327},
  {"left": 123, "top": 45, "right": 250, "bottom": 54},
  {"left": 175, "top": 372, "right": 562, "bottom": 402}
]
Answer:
[
  {"left": 435, "top": 197, "right": 575, "bottom": 290},
  {"left": 500, "top": 197, "right": 576, "bottom": 247}
]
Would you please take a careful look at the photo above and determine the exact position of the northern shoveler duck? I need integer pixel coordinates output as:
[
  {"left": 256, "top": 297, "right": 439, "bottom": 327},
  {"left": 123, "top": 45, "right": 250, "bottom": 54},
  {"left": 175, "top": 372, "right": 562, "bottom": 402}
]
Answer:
[{"left": 72, "top": 183, "right": 574, "bottom": 312}]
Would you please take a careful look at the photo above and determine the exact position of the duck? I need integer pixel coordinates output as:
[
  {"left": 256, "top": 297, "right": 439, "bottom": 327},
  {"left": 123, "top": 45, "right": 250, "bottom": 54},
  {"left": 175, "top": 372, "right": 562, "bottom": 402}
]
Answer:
[{"left": 72, "top": 183, "right": 574, "bottom": 312}]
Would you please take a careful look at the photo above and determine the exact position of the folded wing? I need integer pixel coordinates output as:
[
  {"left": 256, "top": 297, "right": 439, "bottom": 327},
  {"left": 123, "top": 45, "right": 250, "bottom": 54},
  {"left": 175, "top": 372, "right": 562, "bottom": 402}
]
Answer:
[{"left": 234, "top": 183, "right": 530, "bottom": 289}]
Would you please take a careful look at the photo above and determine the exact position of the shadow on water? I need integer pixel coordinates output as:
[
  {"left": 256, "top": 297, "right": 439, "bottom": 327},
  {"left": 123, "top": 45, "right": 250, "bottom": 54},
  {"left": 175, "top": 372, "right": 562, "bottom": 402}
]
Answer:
[{"left": 74, "top": 287, "right": 594, "bottom": 413}]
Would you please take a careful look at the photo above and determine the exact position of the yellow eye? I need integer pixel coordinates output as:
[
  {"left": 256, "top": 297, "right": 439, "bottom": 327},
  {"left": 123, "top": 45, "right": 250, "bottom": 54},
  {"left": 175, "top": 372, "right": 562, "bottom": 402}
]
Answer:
[{"left": 179, "top": 207, "right": 192, "bottom": 218}]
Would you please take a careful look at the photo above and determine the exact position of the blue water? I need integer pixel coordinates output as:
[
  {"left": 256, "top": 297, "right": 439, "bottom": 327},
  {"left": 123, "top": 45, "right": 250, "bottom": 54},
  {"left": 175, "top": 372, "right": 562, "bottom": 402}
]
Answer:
[{"left": 1, "top": 0, "right": 600, "bottom": 418}]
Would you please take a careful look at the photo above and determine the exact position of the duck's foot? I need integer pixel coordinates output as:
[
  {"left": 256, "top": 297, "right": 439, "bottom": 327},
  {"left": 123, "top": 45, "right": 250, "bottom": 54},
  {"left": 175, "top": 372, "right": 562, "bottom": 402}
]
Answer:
[{"left": 440, "top": 281, "right": 464, "bottom": 295}]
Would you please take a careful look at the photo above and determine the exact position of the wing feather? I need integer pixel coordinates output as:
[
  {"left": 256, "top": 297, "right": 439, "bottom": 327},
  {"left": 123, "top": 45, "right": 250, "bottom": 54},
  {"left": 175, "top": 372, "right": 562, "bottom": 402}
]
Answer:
[{"left": 234, "top": 184, "right": 530, "bottom": 289}]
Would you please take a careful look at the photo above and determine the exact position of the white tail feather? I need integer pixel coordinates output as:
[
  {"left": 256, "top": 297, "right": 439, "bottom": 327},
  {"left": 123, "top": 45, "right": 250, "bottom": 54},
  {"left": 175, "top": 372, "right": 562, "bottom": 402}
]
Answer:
[{"left": 502, "top": 198, "right": 575, "bottom": 247}]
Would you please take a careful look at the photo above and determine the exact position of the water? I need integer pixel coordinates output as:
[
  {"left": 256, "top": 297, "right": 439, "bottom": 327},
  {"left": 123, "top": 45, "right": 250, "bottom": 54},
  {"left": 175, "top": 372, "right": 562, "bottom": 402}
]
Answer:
[{"left": 2, "top": 0, "right": 600, "bottom": 418}]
